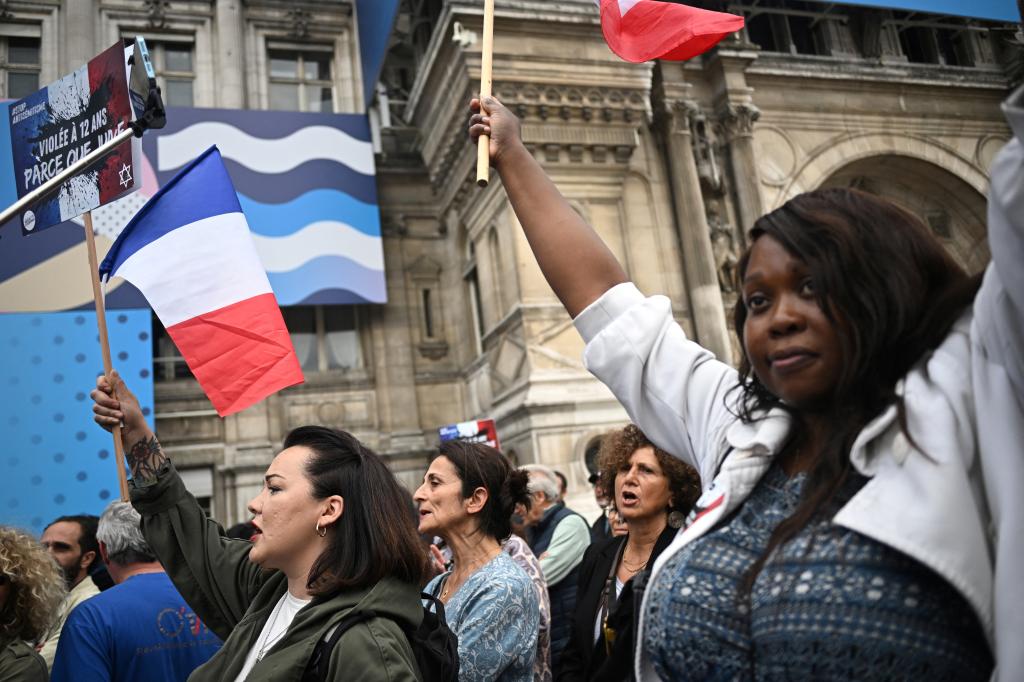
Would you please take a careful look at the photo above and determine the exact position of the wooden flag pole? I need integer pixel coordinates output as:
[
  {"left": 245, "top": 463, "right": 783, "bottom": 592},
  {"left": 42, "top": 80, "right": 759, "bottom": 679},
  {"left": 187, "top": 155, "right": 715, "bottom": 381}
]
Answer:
[
  {"left": 476, "top": 0, "right": 495, "bottom": 188},
  {"left": 83, "top": 211, "right": 130, "bottom": 501}
]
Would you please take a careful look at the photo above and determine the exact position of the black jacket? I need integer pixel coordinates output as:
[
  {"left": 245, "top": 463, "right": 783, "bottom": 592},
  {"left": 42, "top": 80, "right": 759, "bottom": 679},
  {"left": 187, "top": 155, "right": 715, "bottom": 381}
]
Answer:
[{"left": 557, "top": 525, "right": 676, "bottom": 682}]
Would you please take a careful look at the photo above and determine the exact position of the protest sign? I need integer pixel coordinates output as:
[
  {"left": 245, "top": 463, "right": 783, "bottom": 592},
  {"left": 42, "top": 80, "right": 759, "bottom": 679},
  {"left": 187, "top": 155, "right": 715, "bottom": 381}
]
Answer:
[
  {"left": 439, "top": 419, "right": 501, "bottom": 450},
  {"left": 7, "top": 41, "right": 138, "bottom": 234}
]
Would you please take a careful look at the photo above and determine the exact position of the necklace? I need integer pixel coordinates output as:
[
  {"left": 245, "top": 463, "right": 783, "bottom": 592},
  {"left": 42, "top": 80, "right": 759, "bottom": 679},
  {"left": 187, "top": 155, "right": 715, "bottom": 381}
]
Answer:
[
  {"left": 255, "top": 595, "right": 288, "bottom": 662},
  {"left": 621, "top": 542, "right": 654, "bottom": 573}
]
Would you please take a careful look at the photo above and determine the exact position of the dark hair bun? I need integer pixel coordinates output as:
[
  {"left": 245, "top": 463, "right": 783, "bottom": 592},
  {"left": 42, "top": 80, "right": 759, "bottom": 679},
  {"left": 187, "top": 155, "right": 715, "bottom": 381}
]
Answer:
[
  {"left": 500, "top": 468, "right": 531, "bottom": 519},
  {"left": 437, "top": 441, "right": 523, "bottom": 541}
]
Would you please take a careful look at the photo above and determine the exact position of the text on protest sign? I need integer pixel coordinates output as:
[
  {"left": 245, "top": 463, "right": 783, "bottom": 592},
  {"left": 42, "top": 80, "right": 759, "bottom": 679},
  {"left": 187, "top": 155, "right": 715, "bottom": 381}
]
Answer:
[{"left": 7, "top": 41, "right": 137, "bottom": 234}]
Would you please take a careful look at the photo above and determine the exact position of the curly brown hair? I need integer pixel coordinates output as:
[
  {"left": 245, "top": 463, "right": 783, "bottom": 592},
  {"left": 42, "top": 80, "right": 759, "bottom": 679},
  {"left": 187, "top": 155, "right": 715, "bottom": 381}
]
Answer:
[
  {"left": 597, "top": 424, "right": 701, "bottom": 516},
  {"left": 0, "top": 526, "right": 65, "bottom": 645}
]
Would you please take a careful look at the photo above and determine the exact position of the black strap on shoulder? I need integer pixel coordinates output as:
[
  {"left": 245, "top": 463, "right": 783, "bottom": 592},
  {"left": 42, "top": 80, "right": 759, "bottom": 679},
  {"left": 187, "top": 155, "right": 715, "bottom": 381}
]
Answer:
[
  {"left": 303, "top": 609, "right": 379, "bottom": 682},
  {"left": 421, "top": 590, "right": 445, "bottom": 619}
]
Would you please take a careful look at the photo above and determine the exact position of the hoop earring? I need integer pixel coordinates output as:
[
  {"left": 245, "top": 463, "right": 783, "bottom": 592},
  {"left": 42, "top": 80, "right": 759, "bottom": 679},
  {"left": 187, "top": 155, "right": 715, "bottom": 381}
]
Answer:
[
  {"left": 667, "top": 510, "right": 685, "bottom": 529},
  {"left": 315, "top": 520, "right": 327, "bottom": 538}
]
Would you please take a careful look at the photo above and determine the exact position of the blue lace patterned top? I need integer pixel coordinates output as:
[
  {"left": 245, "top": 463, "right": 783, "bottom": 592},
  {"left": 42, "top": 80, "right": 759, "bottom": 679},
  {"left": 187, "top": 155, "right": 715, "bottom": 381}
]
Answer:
[
  {"left": 426, "top": 552, "right": 539, "bottom": 682},
  {"left": 644, "top": 462, "right": 993, "bottom": 681}
]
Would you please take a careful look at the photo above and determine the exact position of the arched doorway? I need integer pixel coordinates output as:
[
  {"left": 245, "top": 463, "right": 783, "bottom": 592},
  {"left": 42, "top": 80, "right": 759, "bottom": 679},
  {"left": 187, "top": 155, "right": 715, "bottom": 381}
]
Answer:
[{"left": 818, "top": 155, "right": 990, "bottom": 273}]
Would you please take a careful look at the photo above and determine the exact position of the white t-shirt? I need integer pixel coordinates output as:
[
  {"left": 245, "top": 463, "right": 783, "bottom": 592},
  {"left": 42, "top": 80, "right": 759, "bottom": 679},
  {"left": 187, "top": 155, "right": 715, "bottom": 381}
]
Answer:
[
  {"left": 592, "top": 576, "right": 626, "bottom": 645},
  {"left": 235, "top": 590, "right": 311, "bottom": 681}
]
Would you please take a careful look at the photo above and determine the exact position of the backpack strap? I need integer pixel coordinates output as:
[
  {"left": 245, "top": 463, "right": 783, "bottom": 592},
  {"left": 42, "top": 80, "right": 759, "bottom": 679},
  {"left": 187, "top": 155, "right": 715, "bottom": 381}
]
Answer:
[
  {"left": 421, "top": 591, "right": 446, "bottom": 619},
  {"left": 303, "top": 609, "right": 379, "bottom": 682}
]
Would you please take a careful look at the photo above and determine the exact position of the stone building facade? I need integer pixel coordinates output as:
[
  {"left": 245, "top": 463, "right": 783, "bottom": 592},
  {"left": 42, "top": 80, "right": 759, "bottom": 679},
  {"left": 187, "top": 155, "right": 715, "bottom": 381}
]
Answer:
[{"left": 1, "top": 0, "right": 1019, "bottom": 523}]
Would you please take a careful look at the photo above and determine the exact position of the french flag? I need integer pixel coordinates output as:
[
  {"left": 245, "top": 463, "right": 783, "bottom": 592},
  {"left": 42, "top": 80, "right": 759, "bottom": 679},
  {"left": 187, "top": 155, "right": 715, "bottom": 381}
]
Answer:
[
  {"left": 99, "top": 146, "right": 304, "bottom": 417},
  {"left": 595, "top": 0, "right": 744, "bottom": 63}
]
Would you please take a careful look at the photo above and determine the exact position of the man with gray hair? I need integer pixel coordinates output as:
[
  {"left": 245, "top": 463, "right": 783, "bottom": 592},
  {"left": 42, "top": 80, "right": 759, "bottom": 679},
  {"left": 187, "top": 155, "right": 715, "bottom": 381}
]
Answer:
[
  {"left": 51, "top": 502, "right": 221, "bottom": 682},
  {"left": 522, "top": 464, "right": 590, "bottom": 671}
]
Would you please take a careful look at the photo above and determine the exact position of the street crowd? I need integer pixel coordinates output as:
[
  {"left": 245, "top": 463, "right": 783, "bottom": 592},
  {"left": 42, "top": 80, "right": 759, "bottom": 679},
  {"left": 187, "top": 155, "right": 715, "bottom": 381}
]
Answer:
[{"left": 1, "top": 83, "right": 1022, "bottom": 682}]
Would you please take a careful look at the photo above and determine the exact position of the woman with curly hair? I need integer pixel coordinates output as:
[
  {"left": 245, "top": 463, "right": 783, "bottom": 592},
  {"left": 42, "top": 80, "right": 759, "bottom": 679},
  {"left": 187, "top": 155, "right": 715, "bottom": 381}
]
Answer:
[
  {"left": 0, "top": 525, "right": 65, "bottom": 681},
  {"left": 559, "top": 425, "right": 700, "bottom": 681}
]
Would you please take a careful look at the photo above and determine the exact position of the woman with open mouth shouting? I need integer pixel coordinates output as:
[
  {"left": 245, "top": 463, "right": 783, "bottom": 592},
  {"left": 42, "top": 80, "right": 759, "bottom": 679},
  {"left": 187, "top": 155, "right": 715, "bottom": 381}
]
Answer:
[
  {"left": 559, "top": 425, "right": 700, "bottom": 682},
  {"left": 90, "top": 372, "right": 429, "bottom": 681},
  {"left": 414, "top": 441, "right": 539, "bottom": 682}
]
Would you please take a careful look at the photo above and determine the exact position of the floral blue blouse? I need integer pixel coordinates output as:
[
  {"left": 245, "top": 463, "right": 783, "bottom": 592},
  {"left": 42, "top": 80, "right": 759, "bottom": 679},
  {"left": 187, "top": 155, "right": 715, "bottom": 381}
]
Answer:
[{"left": 426, "top": 552, "right": 539, "bottom": 682}]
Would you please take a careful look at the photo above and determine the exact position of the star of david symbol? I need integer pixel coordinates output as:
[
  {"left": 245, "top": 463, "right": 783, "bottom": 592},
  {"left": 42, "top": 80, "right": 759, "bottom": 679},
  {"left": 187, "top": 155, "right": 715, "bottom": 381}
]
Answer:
[{"left": 118, "top": 163, "right": 133, "bottom": 188}]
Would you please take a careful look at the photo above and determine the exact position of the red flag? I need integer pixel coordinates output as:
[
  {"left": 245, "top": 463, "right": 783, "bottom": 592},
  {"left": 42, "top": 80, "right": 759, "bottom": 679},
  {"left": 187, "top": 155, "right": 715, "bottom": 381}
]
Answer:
[{"left": 596, "top": 0, "right": 745, "bottom": 63}]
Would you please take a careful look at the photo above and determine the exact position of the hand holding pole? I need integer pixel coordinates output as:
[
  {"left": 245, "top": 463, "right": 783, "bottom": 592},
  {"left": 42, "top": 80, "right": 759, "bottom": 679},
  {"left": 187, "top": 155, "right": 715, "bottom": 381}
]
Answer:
[{"left": 476, "top": 0, "right": 496, "bottom": 188}]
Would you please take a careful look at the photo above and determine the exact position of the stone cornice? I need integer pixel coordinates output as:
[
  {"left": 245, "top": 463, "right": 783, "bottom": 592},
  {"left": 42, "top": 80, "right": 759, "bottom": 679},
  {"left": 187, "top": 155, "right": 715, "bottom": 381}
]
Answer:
[
  {"left": 495, "top": 81, "right": 651, "bottom": 127},
  {"left": 748, "top": 53, "right": 1011, "bottom": 91},
  {"left": 424, "top": 79, "right": 653, "bottom": 213}
]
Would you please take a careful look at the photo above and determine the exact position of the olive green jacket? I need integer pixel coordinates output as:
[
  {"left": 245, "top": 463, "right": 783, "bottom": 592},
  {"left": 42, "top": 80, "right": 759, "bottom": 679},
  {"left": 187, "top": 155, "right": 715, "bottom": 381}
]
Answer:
[
  {"left": 131, "top": 463, "right": 422, "bottom": 682},
  {"left": 0, "top": 640, "right": 47, "bottom": 682}
]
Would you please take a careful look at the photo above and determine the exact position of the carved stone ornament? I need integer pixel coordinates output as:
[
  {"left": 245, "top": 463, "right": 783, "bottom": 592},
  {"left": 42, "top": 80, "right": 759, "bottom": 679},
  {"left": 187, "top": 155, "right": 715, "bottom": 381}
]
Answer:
[
  {"left": 286, "top": 8, "right": 313, "bottom": 39},
  {"left": 668, "top": 99, "right": 701, "bottom": 135},
  {"left": 144, "top": 0, "right": 171, "bottom": 29},
  {"left": 493, "top": 84, "right": 651, "bottom": 130},
  {"left": 418, "top": 340, "right": 450, "bottom": 360},
  {"left": 707, "top": 206, "right": 739, "bottom": 293},
  {"left": 717, "top": 102, "right": 761, "bottom": 141}
]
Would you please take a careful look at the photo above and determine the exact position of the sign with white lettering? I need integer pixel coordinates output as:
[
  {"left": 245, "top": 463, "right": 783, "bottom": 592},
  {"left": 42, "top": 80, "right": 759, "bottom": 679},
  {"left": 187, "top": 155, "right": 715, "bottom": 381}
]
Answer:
[
  {"left": 6, "top": 41, "right": 138, "bottom": 234},
  {"left": 439, "top": 419, "right": 501, "bottom": 450}
]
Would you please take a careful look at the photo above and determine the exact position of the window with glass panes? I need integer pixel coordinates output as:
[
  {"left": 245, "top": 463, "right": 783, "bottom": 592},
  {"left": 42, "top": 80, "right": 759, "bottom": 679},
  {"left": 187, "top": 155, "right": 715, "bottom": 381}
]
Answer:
[
  {"left": 282, "top": 306, "right": 362, "bottom": 372},
  {"left": 152, "top": 314, "right": 194, "bottom": 382},
  {"left": 145, "top": 40, "right": 195, "bottom": 106},
  {"left": 267, "top": 46, "right": 334, "bottom": 112},
  {"left": 1, "top": 35, "right": 41, "bottom": 99}
]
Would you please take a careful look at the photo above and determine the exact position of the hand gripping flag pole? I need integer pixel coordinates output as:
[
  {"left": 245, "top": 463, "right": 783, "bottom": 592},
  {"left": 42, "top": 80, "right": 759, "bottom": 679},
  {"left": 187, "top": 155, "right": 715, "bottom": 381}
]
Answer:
[
  {"left": 86, "top": 209, "right": 132, "bottom": 501},
  {"left": 0, "top": 42, "right": 166, "bottom": 501},
  {"left": 476, "top": 0, "right": 495, "bottom": 188}
]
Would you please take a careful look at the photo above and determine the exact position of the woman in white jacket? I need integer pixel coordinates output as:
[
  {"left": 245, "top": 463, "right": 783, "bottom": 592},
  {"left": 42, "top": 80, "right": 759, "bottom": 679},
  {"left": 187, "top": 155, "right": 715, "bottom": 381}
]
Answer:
[{"left": 469, "top": 84, "right": 1023, "bottom": 681}]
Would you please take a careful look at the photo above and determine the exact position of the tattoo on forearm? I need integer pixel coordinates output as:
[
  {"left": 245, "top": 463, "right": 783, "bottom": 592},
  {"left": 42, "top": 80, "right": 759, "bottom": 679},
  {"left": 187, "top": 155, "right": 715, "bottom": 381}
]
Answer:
[{"left": 127, "top": 436, "right": 167, "bottom": 484}]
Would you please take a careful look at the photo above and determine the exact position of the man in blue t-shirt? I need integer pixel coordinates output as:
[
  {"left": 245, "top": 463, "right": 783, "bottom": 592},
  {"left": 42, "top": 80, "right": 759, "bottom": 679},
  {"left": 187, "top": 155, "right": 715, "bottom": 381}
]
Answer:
[{"left": 51, "top": 502, "right": 221, "bottom": 682}]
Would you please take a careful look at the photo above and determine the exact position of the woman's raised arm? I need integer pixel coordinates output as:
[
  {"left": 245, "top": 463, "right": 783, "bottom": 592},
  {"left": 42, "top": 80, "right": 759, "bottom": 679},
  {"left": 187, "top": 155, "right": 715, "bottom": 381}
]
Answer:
[
  {"left": 90, "top": 372, "right": 266, "bottom": 638},
  {"left": 470, "top": 96, "right": 627, "bottom": 318}
]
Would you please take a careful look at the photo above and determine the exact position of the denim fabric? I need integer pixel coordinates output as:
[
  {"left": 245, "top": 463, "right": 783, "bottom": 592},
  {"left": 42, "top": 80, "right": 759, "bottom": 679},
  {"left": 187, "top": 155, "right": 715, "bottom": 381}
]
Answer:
[{"left": 644, "top": 463, "right": 992, "bottom": 681}]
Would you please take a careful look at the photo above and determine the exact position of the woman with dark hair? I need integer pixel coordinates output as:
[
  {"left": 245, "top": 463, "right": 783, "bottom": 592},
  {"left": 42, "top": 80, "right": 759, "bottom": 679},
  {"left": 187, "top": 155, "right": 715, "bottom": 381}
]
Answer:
[
  {"left": 90, "top": 372, "right": 429, "bottom": 681},
  {"left": 469, "top": 85, "right": 1024, "bottom": 681},
  {"left": 559, "top": 425, "right": 700, "bottom": 682},
  {"left": 0, "top": 526, "right": 65, "bottom": 681},
  {"left": 414, "top": 441, "right": 539, "bottom": 682}
]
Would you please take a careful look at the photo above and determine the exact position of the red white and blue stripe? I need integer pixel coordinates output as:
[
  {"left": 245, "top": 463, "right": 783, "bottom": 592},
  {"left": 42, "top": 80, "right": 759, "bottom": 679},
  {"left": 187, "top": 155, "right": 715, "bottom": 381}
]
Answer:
[{"left": 99, "top": 145, "right": 303, "bottom": 416}]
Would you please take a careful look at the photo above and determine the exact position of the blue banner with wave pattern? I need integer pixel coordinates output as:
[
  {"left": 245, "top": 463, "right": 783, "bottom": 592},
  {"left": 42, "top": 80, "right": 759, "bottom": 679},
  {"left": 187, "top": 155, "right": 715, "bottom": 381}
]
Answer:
[
  {"left": 0, "top": 105, "right": 386, "bottom": 309},
  {"left": 146, "top": 107, "right": 385, "bottom": 306}
]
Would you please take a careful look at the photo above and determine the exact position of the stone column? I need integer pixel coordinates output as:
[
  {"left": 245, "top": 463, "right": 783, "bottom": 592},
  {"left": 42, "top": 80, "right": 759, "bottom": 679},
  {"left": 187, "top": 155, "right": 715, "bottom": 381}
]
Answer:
[
  {"left": 660, "top": 98, "right": 732, "bottom": 361},
  {"left": 64, "top": 0, "right": 96, "bottom": 72},
  {"left": 707, "top": 43, "right": 765, "bottom": 237},
  {"left": 370, "top": 232, "right": 426, "bottom": 455},
  {"left": 215, "top": 0, "right": 246, "bottom": 108},
  {"left": 718, "top": 102, "right": 764, "bottom": 236}
]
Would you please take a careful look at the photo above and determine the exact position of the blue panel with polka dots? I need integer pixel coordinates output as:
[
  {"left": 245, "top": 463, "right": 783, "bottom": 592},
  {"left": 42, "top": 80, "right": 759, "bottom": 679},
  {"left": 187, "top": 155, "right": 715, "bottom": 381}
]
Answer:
[{"left": 0, "top": 309, "right": 153, "bottom": 534}]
